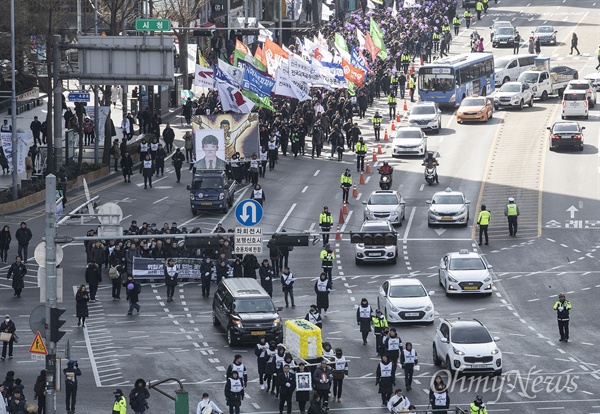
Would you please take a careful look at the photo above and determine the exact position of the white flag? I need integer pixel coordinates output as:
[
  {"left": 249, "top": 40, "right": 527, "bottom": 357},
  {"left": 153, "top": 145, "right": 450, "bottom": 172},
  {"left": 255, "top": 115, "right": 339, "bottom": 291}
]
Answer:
[
  {"left": 356, "top": 28, "right": 366, "bottom": 50},
  {"left": 194, "top": 64, "right": 214, "bottom": 88},
  {"left": 217, "top": 59, "right": 244, "bottom": 86},
  {"left": 403, "top": 0, "right": 418, "bottom": 8},
  {"left": 391, "top": 0, "right": 397, "bottom": 18},
  {"left": 216, "top": 81, "right": 254, "bottom": 113}
]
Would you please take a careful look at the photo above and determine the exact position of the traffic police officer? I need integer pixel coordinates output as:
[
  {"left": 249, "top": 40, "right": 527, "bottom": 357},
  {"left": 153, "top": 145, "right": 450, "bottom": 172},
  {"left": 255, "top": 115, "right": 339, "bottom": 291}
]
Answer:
[
  {"left": 477, "top": 204, "right": 490, "bottom": 246},
  {"left": 340, "top": 169, "right": 352, "bottom": 203},
  {"left": 390, "top": 72, "right": 399, "bottom": 95},
  {"left": 452, "top": 15, "right": 461, "bottom": 36},
  {"left": 464, "top": 9, "right": 473, "bottom": 28},
  {"left": 320, "top": 244, "right": 335, "bottom": 284},
  {"left": 504, "top": 197, "right": 520, "bottom": 236},
  {"left": 408, "top": 75, "right": 416, "bottom": 103},
  {"left": 112, "top": 389, "right": 127, "bottom": 414},
  {"left": 319, "top": 206, "right": 333, "bottom": 246},
  {"left": 476, "top": 0, "right": 484, "bottom": 20},
  {"left": 354, "top": 137, "right": 367, "bottom": 172},
  {"left": 372, "top": 309, "right": 388, "bottom": 356},
  {"left": 400, "top": 52, "right": 411, "bottom": 74},
  {"left": 470, "top": 395, "right": 488, "bottom": 413},
  {"left": 596, "top": 45, "right": 600, "bottom": 70},
  {"left": 554, "top": 293, "right": 572, "bottom": 342},
  {"left": 388, "top": 93, "right": 397, "bottom": 120},
  {"left": 482, "top": 0, "right": 489, "bottom": 13},
  {"left": 372, "top": 111, "right": 383, "bottom": 141},
  {"left": 432, "top": 30, "right": 441, "bottom": 53}
]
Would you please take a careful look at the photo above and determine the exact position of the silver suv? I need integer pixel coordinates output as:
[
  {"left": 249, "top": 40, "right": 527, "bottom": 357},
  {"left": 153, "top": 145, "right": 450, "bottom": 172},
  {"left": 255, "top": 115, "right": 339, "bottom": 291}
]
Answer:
[
  {"left": 363, "top": 190, "right": 406, "bottom": 225},
  {"left": 406, "top": 102, "right": 442, "bottom": 134},
  {"left": 354, "top": 219, "right": 398, "bottom": 265}
]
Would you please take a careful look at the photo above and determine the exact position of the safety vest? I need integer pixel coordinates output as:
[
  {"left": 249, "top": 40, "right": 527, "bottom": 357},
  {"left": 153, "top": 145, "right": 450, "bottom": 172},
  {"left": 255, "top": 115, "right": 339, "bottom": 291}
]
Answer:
[
  {"left": 553, "top": 300, "right": 571, "bottom": 320},
  {"left": 150, "top": 143, "right": 158, "bottom": 151},
  {"left": 140, "top": 143, "right": 149, "bottom": 152},
  {"left": 470, "top": 402, "right": 488, "bottom": 414},
  {"left": 453, "top": 17, "right": 461, "bottom": 25},
  {"left": 320, "top": 212, "right": 333, "bottom": 226},
  {"left": 372, "top": 315, "right": 388, "bottom": 329},
  {"left": 372, "top": 115, "right": 382, "bottom": 127},
  {"left": 432, "top": 33, "right": 441, "bottom": 41},
  {"left": 307, "top": 311, "right": 320, "bottom": 324},
  {"left": 291, "top": 133, "right": 299, "bottom": 143},
  {"left": 506, "top": 204, "right": 518, "bottom": 216},
  {"left": 340, "top": 173, "right": 352, "bottom": 185},
  {"left": 390, "top": 76, "right": 398, "bottom": 85},
  {"left": 229, "top": 378, "right": 243, "bottom": 393},
  {"left": 358, "top": 306, "right": 371, "bottom": 319},
  {"left": 387, "top": 337, "right": 401, "bottom": 351},
  {"left": 112, "top": 396, "right": 127, "bottom": 414},
  {"left": 379, "top": 362, "right": 393, "bottom": 377},
  {"left": 478, "top": 210, "right": 491, "bottom": 225},
  {"left": 316, "top": 278, "right": 329, "bottom": 292},
  {"left": 464, "top": 11, "right": 472, "bottom": 18},
  {"left": 476, "top": 1, "right": 484, "bottom": 10},
  {"left": 230, "top": 363, "right": 245, "bottom": 376},
  {"left": 409, "top": 78, "right": 415, "bottom": 89},
  {"left": 401, "top": 53, "right": 410, "bottom": 63},
  {"left": 388, "top": 96, "right": 397, "bottom": 105},
  {"left": 143, "top": 160, "right": 152, "bottom": 169},
  {"left": 402, "top": 349, "right": 416, "bottom": 364},
  {"left": 355, "top": 141, "right": 367, "bottom": 154},
  {"left": 268, "top": 141, "right": 278, "bottom": 150},
  {"left": 320, "top": 250, "right": 334, "bottom": 265},
  {"left": 256, "top": 343, "right": 268, "bottom": 358},
  {"left": 275, "top": 354, "right": 285, "bottom": 369},
  {"left": 434, "top": 392, "right": 448, "bottom": 407},
  {"left": 597, "top": 48, "right": 600, "bottom": 56},
  {"left": 253, "top": 189, "right": 263, "bottom": 199},
  {"left": 334, "top": 357, "right": 347, "bottom": 371},
  {"left": 250, "top": 160, "right": 259, "bottom": 169},
  {"left": 441, "top": 24, "right": 451, "bottom": 32}
]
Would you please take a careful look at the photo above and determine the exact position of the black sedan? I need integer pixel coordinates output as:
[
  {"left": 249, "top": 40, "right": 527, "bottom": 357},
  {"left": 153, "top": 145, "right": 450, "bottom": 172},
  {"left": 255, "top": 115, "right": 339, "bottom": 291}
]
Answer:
[
  {"left": 551, "top": 66, "right": 579, "bottom": 83},
  {"left": 547, "top": 122, "right": 585, "bottom": 151}
]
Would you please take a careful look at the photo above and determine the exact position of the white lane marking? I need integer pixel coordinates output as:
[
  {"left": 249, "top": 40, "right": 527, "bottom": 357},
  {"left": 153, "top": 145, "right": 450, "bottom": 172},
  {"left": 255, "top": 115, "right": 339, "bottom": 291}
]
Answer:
[
  {"left": 314, "top": 170, "right": 320, "bottom": 176},
  {"left": 153, "top": 196, "right": 169, "bottom": 204},
  {"left": 402, "top": 207, "right": 417, "bottom": 242},
  {"left": 419, "top": 183, "right": 424, "bottom": 191},
  {"left": 302, "top": 186, "right": 308, "bottom": 193}
]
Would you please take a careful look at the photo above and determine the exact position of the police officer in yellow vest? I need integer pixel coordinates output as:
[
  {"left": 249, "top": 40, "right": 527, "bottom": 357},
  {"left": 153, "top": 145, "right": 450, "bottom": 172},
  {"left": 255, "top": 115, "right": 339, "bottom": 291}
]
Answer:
[
  {"left": 388, "top": 93, "right": 397, "bottom": 120},
  {"left": 319, "top": 206, "right": 333, "bottom": 246},
  {"left": 553, "top": 293, "right": 572, "bottom": 342},
  {"left": 340, "top": 168, "right": 352, "bottom": 203},
  {"left": 452, "top": 16, "right": 461, "bottom": 36},
  {"left": 477, "top": 204, "right": 490, "bottom": 246},
  {"left": 408, "top": 75, "right": 416, "bottom": 103},
  {"left": 372, "top": 111, "right": 383, "bottom": 141},
  {"left": 482, "top": 0, "right": 489, "bottom": 13},
  {"left": 476, "top": 0, "right": 484, "bottom": 20},
  {"left": 372, "top": 309, "right": 388, "bottom": 356},
  {"left": 320, "top": 244, "right": 335, "bottom": 283},
  {"left": 504, "top": 197, "right": 520, "bottom": 236},
  {"left": 400, "top": 53, "right": 411, "bottom": 74},
  {"left": 441, "top": 23, "right": 451, "bottom": 35},
  {"left": 595, "top": 46, "right": 600, "bottom": 70},
  {"left": 432, "top": 31, "right": 441, "bottom": 52},
  {"left": 390, "top": 73, "right": 399, "bottom": 95},
  {"left": 112, "top": 389, "right": 127, "bottom": 414},
  {"left": 464, "top": 9, "right": 472, "bottom": 28},
  {"left": 470, "top": 395, "right": 488, "bottom": 414},
  {"left": 354, "top": 137, "right": 367, "bottom": 172}
]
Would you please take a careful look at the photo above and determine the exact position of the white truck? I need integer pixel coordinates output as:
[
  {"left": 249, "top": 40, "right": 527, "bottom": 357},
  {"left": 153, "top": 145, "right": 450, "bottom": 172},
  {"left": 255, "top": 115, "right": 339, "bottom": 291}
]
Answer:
[
  {"left": 516, "top": 57, "right": 571, "bottom": 100},
  {"left": 493, "top": 81, "right": 534, "bottom": 110}
]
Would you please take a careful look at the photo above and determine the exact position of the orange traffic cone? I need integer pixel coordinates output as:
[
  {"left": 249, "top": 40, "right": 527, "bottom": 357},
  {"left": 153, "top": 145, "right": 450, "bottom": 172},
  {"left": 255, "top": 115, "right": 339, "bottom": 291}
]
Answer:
[
  {"left": 352, "top": 184, "right": 358, "bottom": 198},
  {"left": 396, "top": 113, "right": 401, "bottom": 123},
  {"left": 359, "top": 171, "right": 365, "bottom": 184},
  {"left": 365, "top": 162, "right": 371, "bottom": 174},
  {"left": 377, "top": 142, "right": 383, "bottom": 154},
  {"left": 391, "top": 120, "right": 396, "bottom": 131},
  {"left": 335, "top": 226, "right": 342, "bottom": 240},
  {"left": 343, "top": 201, "right": 349, "bottom": 214},
  {"left": 338, "top": 207, "right": 345, "bottom": 224},
  {"left": 403, "top": 100, "right": 408, "bottom": 111},
  {"left": 384, "top": 129, "right": 389, "bottom": 141},
  {"left": 372, "top": 150, "right": 378, "bottom": 162}
]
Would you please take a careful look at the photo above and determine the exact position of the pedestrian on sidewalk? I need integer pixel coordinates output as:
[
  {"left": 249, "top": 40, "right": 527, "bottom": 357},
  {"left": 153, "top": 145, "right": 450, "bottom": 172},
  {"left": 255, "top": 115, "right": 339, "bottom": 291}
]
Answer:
[
  {"left": 30, "top": 116, "right": 42, "bottom": 146},
  {"left": 0, "top": 225, "right": 11, "bottom": 264},
  {"left": 111, "top": 139, "right": 121, "bottom": 172},
  {"left": 33, "top": 370, "right": 46, "bottom": 414},
  {"left": 85, "top": 259, "right": 102, "bottom": 302},
  {"left": 162, "top": 123, "right": 175, "bottom": 153},
  {"left": 15, "top": 222, "right": 32, "bottom": 261},
  {"left": 7, "top": 256, "right": 27, "bottom": 298},
  {"left": 120, "top": 151, "right": 133, "bottom": 183},
  {"left": 0, "top": 315, "right": 16, "bottom": 360}
]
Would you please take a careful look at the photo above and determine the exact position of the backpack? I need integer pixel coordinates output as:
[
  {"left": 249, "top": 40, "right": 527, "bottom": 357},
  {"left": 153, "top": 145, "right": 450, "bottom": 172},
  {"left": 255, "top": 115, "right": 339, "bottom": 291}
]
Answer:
[{"left": 108, "top": 266, "right": 119, "bottom": 279}]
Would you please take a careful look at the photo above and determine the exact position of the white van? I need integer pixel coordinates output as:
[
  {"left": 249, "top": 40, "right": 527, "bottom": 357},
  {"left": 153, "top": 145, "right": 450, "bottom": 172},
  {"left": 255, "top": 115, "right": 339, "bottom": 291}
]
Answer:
[
  {"left": 561, "top": 91, "right": 589, "bottom": 119},
  {"left": 494, "top": 54, "right": 537, "bottom": 85}
]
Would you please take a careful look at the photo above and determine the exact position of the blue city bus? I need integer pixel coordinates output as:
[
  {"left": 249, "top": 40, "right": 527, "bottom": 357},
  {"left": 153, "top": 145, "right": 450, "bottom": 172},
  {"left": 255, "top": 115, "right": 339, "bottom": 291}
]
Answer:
[{"left": 417, "top": 53, "right": 496, "bottom": 107}]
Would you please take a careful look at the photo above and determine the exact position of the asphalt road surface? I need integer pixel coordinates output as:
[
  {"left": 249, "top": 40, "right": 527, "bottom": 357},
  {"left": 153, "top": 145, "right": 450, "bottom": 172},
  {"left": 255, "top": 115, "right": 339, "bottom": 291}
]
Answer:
[{"left": 1, "top": 0, "right": 599, "bottom": 413}]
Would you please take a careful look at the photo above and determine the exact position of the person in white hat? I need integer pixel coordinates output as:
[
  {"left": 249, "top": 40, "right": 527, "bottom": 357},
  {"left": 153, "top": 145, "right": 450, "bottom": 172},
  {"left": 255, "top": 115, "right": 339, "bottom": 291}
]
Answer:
[{"left": 504, "top": 197, "right": 520, "bottom": 236}]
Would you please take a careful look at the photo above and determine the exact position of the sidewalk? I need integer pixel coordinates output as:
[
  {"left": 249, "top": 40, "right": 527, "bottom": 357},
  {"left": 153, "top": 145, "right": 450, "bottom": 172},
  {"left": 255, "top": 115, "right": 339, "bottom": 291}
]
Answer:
[{"left": 0, "top": 86, "right": 187, "bottom": 192}]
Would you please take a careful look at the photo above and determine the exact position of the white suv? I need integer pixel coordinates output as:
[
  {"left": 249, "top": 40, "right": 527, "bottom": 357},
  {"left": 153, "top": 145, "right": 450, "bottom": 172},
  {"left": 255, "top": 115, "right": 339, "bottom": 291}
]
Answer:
[
  {"left": 561, "top": 91, "right": 589, "bottom": 120},
  {"left": 432, "top": 319, "right": 502, "bottom": 376},
  {"left": 564, "top": 80, "right": 596, "bottom": 108},
  {"left": 406, "top": 102, "right": 442, "bottom": 134}
]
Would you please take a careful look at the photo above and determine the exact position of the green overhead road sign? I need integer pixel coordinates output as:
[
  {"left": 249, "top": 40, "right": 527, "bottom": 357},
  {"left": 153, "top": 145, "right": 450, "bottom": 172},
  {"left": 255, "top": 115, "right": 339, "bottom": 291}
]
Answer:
[{"left": 135, "top": 19, "right": 171, "bottom": 31}]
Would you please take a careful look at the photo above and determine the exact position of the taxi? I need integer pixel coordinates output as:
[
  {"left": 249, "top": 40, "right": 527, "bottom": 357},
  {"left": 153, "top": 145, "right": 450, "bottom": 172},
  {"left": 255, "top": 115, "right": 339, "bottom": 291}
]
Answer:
[{"left": 456, "top": 96, "right": 494, "bottom": 123}]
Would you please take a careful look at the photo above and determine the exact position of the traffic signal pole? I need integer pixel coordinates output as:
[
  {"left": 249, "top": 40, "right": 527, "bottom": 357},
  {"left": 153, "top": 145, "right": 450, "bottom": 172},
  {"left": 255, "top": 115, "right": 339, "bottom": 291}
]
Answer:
[{"left": 45, "top": 174, "right": 58, "bottom": 414}]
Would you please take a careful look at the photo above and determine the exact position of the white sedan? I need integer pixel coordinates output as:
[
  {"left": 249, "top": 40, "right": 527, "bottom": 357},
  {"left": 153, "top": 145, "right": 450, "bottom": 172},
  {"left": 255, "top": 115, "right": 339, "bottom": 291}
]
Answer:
[
  {"left": 439, "top": 249, "right": 493, "bottom": 296},
  {"left": 377, "top": 278, "right": 435, "bottom": 323}
]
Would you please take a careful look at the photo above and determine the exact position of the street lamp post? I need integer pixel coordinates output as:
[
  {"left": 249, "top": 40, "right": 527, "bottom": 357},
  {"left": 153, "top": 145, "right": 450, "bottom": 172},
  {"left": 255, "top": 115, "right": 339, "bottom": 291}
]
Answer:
[{"left": 10, "top": 0, "right": 18, "bottom": 200}]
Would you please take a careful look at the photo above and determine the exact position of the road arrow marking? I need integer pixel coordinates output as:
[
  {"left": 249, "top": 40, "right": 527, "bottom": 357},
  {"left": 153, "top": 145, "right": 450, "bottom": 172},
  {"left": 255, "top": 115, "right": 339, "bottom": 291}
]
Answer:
[
  {"left": 566, "top": 205, "right": 578, "bottom": 219},
  {"left": 434, "top": 228, "right": 446, "bottom": 236}
]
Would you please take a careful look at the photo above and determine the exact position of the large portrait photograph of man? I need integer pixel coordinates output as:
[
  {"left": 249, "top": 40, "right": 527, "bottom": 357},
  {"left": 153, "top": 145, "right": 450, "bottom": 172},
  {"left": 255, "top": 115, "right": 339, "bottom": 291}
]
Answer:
[
  {"left": 193, "top": 114, "right": 259, "bottom": 159},
  {"left": 194, "top": 129, "right": 226, "bottom": 170}
]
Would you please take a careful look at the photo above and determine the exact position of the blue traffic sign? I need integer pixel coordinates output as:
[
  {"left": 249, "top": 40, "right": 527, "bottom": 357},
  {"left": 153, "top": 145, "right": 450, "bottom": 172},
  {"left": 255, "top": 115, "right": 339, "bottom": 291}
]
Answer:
[
  {"left": 235, "top": 199, "right": 263, "bottom": 226},
  {"left": 67, "top": 93, "right": 90, "bottom": 102}
]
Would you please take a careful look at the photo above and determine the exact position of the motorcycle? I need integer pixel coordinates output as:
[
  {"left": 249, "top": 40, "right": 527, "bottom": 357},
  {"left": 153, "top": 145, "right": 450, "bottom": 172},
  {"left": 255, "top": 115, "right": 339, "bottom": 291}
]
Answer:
[
  {"left": 379, "top": 171, "right": 393, "bottom": 190},
  {"left": 424, "top": 166, "right": 437, "bottom": 185}
]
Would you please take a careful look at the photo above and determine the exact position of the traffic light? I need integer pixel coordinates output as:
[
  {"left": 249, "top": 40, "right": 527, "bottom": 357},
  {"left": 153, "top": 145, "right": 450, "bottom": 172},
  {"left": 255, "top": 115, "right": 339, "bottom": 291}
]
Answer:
[
  {"left": 237, "top": 29, "right": 260, "bottom": 37},
  {"left": 350, "top": 231, "right": 397, "bottom": 246},
  {"left": 269, "top": 233, "right": 309, "bottom": 247},
  {"left": 193, "top": 29, "right": 215, "bottom": 37},
  {"left": 184, "top": 236, "right": 223, "bottom": 249},
  {"left": 50, "top": 307, "right": 66, "bottom": 343}
]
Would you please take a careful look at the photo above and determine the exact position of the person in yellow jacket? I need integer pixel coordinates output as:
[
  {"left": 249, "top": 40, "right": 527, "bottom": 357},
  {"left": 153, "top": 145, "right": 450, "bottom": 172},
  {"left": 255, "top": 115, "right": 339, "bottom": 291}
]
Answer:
[
  {"left": 595, "top": 45, "right": 600, "bottom": 70},
  {"left": 470, "top": 395, "right": 488, "bottom": 413},
  {"left": 112, "top": 389, "right": 127, "bottom": 414},
  {"left": 452, "top": 16, "right": 461, "bottom": 36},
  {"left": 482, "top": 0, "right": 489, "bottom": 13},
  {"left": 475, "top": 1, "right": 484, "bottom": 20},
  {"left": 319, "top": 206, "right": 333, "bottom": 246},
  {"left": 477, "top": 205, "right": 490, "bottom": 246},
  {"left": 504, "top": 197, "right": 520, "bottom": 236},
  {"left": 553, "top": 293, "right": 572, "bottom": 342},
  {"left": 354, "top": 137, "right": 367, "bottom": 172},
  {"left": 340, "top": 169, "right": 352, "bottom": 203},
  {"left": 464, "top": 9, "right": 472, "bottom": 29}
]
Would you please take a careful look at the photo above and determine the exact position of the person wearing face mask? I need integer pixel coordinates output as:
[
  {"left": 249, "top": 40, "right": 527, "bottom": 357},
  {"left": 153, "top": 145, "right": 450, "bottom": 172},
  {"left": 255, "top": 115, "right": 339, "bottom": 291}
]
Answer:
[
  {"left": 294, "top": 363, "right": 311, "bottom": 414},
  {"left": 1, "top": 315, "right": 16, "bottom": 360},
  {"left": 305, "top": 305, "right": 322, "bottom": 329},
  {"left": 331, "top": 348, "right": 348, "bottom": 403},
  {"left": 200, "top": 256, "right": 214, "bottom": 298},
  {"left": 357, "top": 298, "right": 373, "bottom": 345}
]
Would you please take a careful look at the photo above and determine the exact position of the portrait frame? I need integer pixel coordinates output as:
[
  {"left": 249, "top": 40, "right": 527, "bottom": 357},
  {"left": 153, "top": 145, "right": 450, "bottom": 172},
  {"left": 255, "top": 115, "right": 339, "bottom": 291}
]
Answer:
[{"left": 296, "top": 372, "right": 312, "bottom": 391}]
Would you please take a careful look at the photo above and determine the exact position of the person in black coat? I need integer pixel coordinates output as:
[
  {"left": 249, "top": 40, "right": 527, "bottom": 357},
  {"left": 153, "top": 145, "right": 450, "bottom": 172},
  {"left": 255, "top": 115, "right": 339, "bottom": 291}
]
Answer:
[
  {"left": 85, "top": 260, "right": 102, "bottom": 302},
  {"left": 163, "top": 258, "right": 178, "bottom": 303},
  {"left": 129, "top": 378, "right": 150, "bottom": 414},
  {"left": 259, "top": 259, "right": 274, "bottom": 297},
  {"left": 242, "top": 254, "right": 259, "bottom": 278},
  {"left": 162, "top": 123, "right": 175, "bottom": 153},
  {"left": 356, "top": 298, "right": 373, "bottom": 345},
  {"left": 7, "top": 256, "right": 27, "bottom": 298},
  {"left": 295, "top": 363, "right": 311, "bottom": 414},
  {"left": 224, "top": 370, "right": 244, "bottom": 414},
  {"left": 75, "top": 285, "right": 89, "bottom": 327},
  {"left": 14, "top": 222, "right": 32, "bottom": 262},
  {"left": 200, "top": 257, "right": 213, "bottom": 298},
  {"left": 314, "top": 273, "right": 331, "bottom": 315},
  {"left": 0, "top": 225, "right": 12, "bottom": 264},
  {"left": 154, "top": 144, "right": 167, "bottom": 177},
  {"left": 307, "top": 392, "right": 327, "bottom": 414},
  {"left": 278, "top": 364, "right": 296, "bottom": 414},
  {"left": 376, "top": 354, "right": 396, "bottom": 406},
  {"left": 123, "top": 275, "right": 141, "bottom": 315},
  {"left": 1, "top": 315, "right": 16, "bottom": 360}
]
